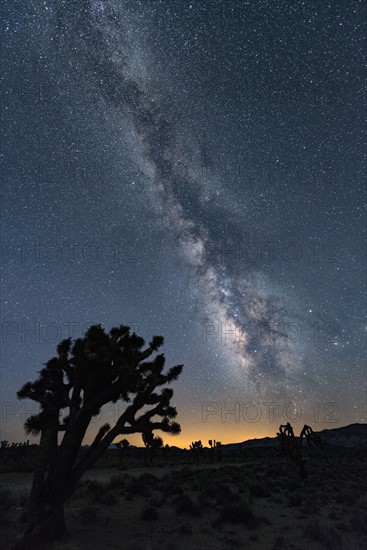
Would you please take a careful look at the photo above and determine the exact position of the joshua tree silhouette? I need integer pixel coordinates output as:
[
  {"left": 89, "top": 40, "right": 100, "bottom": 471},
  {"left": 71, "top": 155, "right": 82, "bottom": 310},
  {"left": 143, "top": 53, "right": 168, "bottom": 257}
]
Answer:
[
  {"left": 115, "top": 438, "right": 130, "bottom": 467},
  {"left": 208, "top": 439, "right": 222, "bottom": 462},
  {"left": 215, "top": 440, "right": 222, "bottom": 462},
  {"left": 189, "top": 440, "right": 203, "bottom": 464},
  {"left": 14, "top": 324, "right": 183, "bottom": 548},
  {"left": 276, "top": 423, "right": 326, "bottom": 477},
  {"left": 142, "top": 431, "right": 164, "bottom": 465}
]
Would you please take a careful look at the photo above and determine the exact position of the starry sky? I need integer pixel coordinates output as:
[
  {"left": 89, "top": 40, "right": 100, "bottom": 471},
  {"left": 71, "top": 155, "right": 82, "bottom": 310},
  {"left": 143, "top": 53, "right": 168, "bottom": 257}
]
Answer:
[{"left": 1, "top": 0, "right": 366, "bottom": 447}]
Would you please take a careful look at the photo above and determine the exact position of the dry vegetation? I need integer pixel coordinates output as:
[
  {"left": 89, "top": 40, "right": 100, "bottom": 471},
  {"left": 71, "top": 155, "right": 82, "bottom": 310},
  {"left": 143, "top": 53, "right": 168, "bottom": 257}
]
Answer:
[{"left": 1, "top": 453, "right": 366, "bottom": 549}]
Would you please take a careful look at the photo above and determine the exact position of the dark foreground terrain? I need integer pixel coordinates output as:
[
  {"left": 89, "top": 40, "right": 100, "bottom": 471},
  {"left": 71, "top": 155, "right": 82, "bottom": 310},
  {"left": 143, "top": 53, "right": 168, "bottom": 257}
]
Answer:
[{"left": 1, "top": 452, "right": 366, "bottom": 550}]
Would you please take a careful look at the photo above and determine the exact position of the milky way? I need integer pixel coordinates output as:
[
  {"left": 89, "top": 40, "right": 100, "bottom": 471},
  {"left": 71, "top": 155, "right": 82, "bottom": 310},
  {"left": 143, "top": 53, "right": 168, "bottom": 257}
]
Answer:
[{"left": 51, "top": 0, "right": 311, "bottom": 397}]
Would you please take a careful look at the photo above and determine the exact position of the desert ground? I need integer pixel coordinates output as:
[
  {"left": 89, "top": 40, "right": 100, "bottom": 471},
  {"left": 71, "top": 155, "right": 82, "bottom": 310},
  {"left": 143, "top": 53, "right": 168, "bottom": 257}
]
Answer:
[{"left": 1, "top": 452, "right": 366, "bottom": 550}]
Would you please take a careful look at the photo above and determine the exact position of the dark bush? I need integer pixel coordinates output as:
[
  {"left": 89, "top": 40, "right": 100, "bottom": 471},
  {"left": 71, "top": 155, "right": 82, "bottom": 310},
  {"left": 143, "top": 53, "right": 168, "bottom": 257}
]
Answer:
[
  {"left": 163, "top": 481, "right": 183, "bottom": 497},
  {"left": 215, "top": 484, "right": 237, "bottom": 505},
  {"left": 248, "top": 483, "right": 269, "bottom": 498},
  {"left": 84, "top": 480, "right": 118, "bottom": 504},
  {"left": 287, "top": 492, "right": 303, "bottom": 507},
  {"left": 108, "top": 474, "right": 127, "bottom": 490},
  {"left": 79, "top": 505, "right": 100, "bottom": 525},
  {"left": 218, "top": 501, "right": 257, "bottom": 528},
  {"left": 0, "top": 488, "right": 12, "bottom": 513},
  {"left": 127, "top": 477, "right": 151, "bottom": 496},
  {"left": 174, "top": 494, "right": 198, "bottom": 516},
  {"left": 141, "top": 506, "right": 159, "bottom": 521},
  {"left": 176, "top": 524, "right": 192, "bottom": 535},
  {"left": 138, "top": 472, "right": 158, "bottom": 483}
]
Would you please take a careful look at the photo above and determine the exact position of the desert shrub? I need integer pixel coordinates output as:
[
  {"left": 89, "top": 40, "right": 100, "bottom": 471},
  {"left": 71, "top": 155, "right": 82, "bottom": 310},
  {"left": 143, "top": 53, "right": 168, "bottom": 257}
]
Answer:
[
  {"left": 0, "top": 488, "right": 12, "bottom": 513},
  {"left": 287, "top": 492, "right": 303, "bottom": 507},
  {"left": 174, "top": 494, "right": 198, "bottom": 516},
  {"left": 71, "top": 481, "right": 88, "bottom": 500},
  {"left": 78, "top": 505, "right": 100, "bottom": 525},
  {"left": 51, "top": 541, "right": 83, "bottom": 549},
  {"left": 271, "top": 535, "right": 287, "bottom": 549},
  {"left": 335, "top": 522, "right": 349, "bottom": 531},
  {"left": 84, "top": 480, "right": 103, "bottom": 497},
  {"left": 176, "top": 524, "right": 192, "bottom": 535},
  {"left": 189, "top": 480, "right": 199, "bottom": 491},
  {"left": 300, "top": 497, "right": 320, "bottom": 515},
  {"left": 350, "top": 512, "right": 367, "bottom": 534},
  {"left": 201, "top": 483, "right": 217, "bottom": 500},
  {"left": 140, "top": 506, "right": 159, "bottom": 521},
  {"left": 258, "top": 514, "right": 273, "bottom": 525},
  {"left": 271, "top": 535, "right": 295, "bottom": 549},
  {"left": 270, "top": 496, "right": 284, "bottom": 504},
  {"left": 248, "top": 483, "right": 269, "bottom": 498},
  {"left": 138, "top": 472, "right": 158, "bottom": 483},
  {"left": 337, "top": 489, "right": 357, "bottom": 506},
  {"left": 357, "top": 493, "right": 367, "bottom": 510},
  {"left": 108, "top": 474, "right": 127, "bottom": 490},
  {"left": 215, "top": 484, "right": 237, "bottom": 506},
  {"left": 287, "top": 479, "right": 301, "bottom": 492},
  {"left": 265, "top": 465, "right": 279, "bottom": 479},
  {"left": 101, "top": 492, "right": 118, "bottom": 505},
  {"left": 84, "top": 480, "right": 118, "bottom": 504},
  {"left": 126, "top": 477, "right": 151, "bottom": 497},
  {"left": 197, "top": 491, "right": 210, "bottom": 508},
  {"left": 218, "top": 500, "right": 257, "bottom": 528},
  {"left": 163, "top": 481, "right": 183, "bottom": 497},
  {"left": 174, "top": 467, "right": 194, "bottom": 482},
  {"left": 148, "top": 496, "right": 164, "bottom": 508},
  {"left": 18, "top": 494, "right": 28, "bottom": 507},
  {"left": 303, "top": 521, "right": 342, "bottom": 548}
]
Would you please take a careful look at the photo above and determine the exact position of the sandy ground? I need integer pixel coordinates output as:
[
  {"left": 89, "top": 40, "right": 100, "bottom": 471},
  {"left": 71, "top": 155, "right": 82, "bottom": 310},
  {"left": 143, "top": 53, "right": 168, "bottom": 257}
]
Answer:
[{"left": 1, "top": 457, "right": 366, "bottom": 549}]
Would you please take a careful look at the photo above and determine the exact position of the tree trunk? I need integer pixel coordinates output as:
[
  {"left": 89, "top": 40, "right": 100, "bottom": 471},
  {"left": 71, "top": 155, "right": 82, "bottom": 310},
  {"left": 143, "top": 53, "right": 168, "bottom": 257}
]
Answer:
[
  {"left": 13, "top": 491, "right": 66, "bottom": 550},
  {"left": 13, "top": 416, "right": 91, "bottom": 549},
  {"left": 26, "top": 419, "right": 59, "bottom": 522}
]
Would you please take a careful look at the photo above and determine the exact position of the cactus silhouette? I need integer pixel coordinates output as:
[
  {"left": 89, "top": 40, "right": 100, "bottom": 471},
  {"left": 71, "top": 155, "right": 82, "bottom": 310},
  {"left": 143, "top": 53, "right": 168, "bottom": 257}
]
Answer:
[
  {"left": 189, "top": 440, "right": 203, "bottom": 464},
  {"left": 14, "top": 324, "right": 183, "bottom": 548},
  {"left": 276, "top": 423, "right": 326, "bottom": 477},
  {"left": 142, "top": 432, "right": 164, "bottom": 465},
  {"left": 115, "top": 439, "right": 130, "bottom": 467}
]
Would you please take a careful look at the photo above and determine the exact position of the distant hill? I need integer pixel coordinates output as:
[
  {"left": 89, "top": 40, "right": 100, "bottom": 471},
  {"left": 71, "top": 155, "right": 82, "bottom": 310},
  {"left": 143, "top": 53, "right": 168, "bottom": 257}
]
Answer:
[
  {"left": 317, "top": 423, "right": 367, "bottom": 447},
  {"left": 223, "top": 423, "right": 367, "bottom": 450},
  {"left": 97, "top": 423, "right": 367, "bottom": 451}
]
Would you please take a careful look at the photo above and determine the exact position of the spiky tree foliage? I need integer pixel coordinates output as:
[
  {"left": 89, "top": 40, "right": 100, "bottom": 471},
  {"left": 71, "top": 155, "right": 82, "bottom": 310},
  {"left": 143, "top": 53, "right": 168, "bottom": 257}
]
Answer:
[
  {"left": 14, "top": 324, "right": 183, "bottom": 548},
  {"left": 189, "top": 440, "right": 203, "bottom": 464},
  {"left": 189, "top": 440, "right": 203, "bottom": 450},
  {"left": 115, "top": 438, "right": 130, "bottom": 467},
  {"left": 142, "top": 433, "right": 164, "bottom": 448},
  {"left": 276, "top": 423, "right": 326, "bottom": 477},
  {"left": 115, "top": 438, "right": 130, "bottom": 450},
  {"left": 142, "top": 431, "right": 164, "bottom": 465}
]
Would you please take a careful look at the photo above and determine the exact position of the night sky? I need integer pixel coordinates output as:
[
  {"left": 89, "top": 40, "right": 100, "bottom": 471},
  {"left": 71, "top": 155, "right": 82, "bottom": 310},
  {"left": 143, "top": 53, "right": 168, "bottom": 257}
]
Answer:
[{"left": 1, "top": 0, "right": 366, "bottom": 447}]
